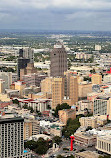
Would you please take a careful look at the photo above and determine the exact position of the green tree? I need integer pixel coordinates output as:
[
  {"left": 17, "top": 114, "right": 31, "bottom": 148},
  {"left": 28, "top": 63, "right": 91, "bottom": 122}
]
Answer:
[
  {"left": 53, "top": 136, "right": 62, "bottom": 145},
  {"left": 24, "top": 140, "right": 37, "bottom": 150},
  {"left": 90, "top": 68, "right": 96, "bottom": 74},
  {"left": 24, "top": 138, "right": 50, "bottom": 155},
  {"left": 23, "top": 104, "right": 28, "bottom": 109},
  {"left": 12, "top": 99, "right": 19, "bottom": 105},
  {"left": 53, "top": 103, "right": 71, "bottom": 117},
  {"left": 57, "top": 155, "right": 64, "bottom": 158},
  {"left": 86, "top": 126, "right": 92, "bottom": 131},
  {"left": 62, "top": 116, "right": 80, "bottom": 138}
]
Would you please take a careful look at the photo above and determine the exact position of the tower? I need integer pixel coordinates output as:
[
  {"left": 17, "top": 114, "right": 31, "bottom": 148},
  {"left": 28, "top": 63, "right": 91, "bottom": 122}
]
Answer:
[
  {"left": 50, "top": 43, "right": 67, "bottom": 77},
  {"left": 17, "top": 47, "right": 34, "bottom": 79},
  {"left": 70, "top": 135, "right": 75, "bottom": 151},
  {"left": 0, "top": 116, "right": 24, "bottom": 158}
]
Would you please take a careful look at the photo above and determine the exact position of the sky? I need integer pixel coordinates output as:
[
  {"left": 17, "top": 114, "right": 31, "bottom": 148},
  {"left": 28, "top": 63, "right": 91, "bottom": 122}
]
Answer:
[{"left": 0, "top": 0, "right": 111, "bottom": 31}]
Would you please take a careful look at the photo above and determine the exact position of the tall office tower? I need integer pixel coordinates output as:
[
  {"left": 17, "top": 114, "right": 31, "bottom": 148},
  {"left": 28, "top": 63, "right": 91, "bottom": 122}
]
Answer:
[
  {"left": 41, "top": 77, "right": 53, "bottom": 93},
  {"left": 19, "top": 48, "right": 34, "bottom": 63},
  {"left": 22, "top": 73, "right": 47, "bottom": 87},
  {"left": 52, "top": 77, "right": 65, "bottom": 109},
  {"left": 69, "top": 76, "right": 78, "bottom": 105},
  {"left": 0, "top": 115, "right": 24, "bottom": 158},
  {"left": 20, "top": 63, "right": 37, "bottom": 80},
  {"left": 50, "top": 43, "right": 67, "bottom": 77},
  {"left": 17, "top": 47, "right": 34, "bottom": 79},
  {"left": 52, "top": 73, "right": 78, "bottom": 109},
  {"left": 0, "top": 79, "right": 5, "bottom": 93},
  {"left": 17, "top": 58, "right": 30, "bottom": 79}
]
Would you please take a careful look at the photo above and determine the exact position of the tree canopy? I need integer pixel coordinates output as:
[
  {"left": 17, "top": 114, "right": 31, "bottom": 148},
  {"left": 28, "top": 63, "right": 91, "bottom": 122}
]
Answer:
[
  {"left": 53, "top": 103, "right": 71, "bottom": 117},
  {"left": 52, "top": 136, "right": 62, "bottom": 145},
  {"left": 24, "top": 138, "right": 52, "bottom": 155},
  {"left": 62, "top": 116, "right": 81, "bottom": 138}
]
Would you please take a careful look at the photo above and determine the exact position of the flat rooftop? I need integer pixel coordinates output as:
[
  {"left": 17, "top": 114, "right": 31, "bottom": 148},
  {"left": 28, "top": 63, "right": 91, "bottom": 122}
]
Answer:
[
  {"left": 75, "top": 151, "right": 99, "bottom": 158},
  {"left": 0, "top": 114, "right": 24, "bottom": 124}
]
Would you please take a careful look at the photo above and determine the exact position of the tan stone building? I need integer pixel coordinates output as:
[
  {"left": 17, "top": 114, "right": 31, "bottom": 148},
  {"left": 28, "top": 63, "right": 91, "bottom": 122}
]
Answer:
[
  {"left": 59, "top": 109, "right": 76, "bottom": 124},
  {"left": 52, "top": 75, "right": 78, "bottom": 109},
  {"left": 96, "top": 135, "right": 111, "bottom": 155},
  {"left": 20, "top": 63, "right": 37, "bottom": 80},
  {"left": 24, "top": 119, "right": 40, "bottom": 140},
  {"left": 0, "top": 79, "right": 5, "bottom": 93},
  {"left": 79, "top": 115, "right": 107, "bottom": 128},
  {"left": 69, "top": 76, "right": 78, "bottom": 105},
  {"left": 52, "top": 77, "right": 65, "bottom": 109},
  {"left": 74, "top": 132, "right": 97, "bottom": 147},
  {"left": 28, "top": 92, "right": 52, "bottom": 99},
  {"left": 79, "top": 81, "right": 92, "bottom": 99},
  {"left": 92, "top": 74, "right": 102, "bottom": 85},
  {"left": 75, "top": 151, "right": 100, "bottom": 158},
  {"left": 77, "top": 100, "right": 93, "bottom": 113},
  {"left": 14, "top": 80, "right": 26, "bottom": 96},
  {"left": 41, "top": 77, "right": 53, "bottom": 93},
  {"left": 50, "top": 125, "right": 62, "bottom": 137}
]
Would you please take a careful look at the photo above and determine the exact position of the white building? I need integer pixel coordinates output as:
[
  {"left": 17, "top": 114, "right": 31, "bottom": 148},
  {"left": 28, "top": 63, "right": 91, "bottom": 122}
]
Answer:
[
  {"left": 95, "top": 45, "right": 101, "bottom": 51},
  {"left": 77, "top": 100, "right": 93, "bottom": 113},
  {"left": 96, "top": 135, "right": 111, "bottom": 155},
  {"left": 103, "top": 74, "right": 111, "bottom": 83},
  {"left": 18, "top": 98, "right": 52, "bottom": 113},
  {"left": 29, "top": 134, "right": 51, "bottom": 141}
]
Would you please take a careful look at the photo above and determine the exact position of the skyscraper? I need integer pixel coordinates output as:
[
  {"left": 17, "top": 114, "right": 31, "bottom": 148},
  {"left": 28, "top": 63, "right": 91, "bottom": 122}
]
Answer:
[
  {"left": 52, "top": 77, "right": 65, "bottom": 109},
  {"left": 52, "top": 73, "right": 78, "bottom": 109},
  {"left": 50, "top": 43, "right": 67, "bottom": 77},
  {"left": 17, "top": 47, "right": 34, "bottom": 79},
  {"left": 0, "top": 115, "right": 24, "bottom": 158},
  {"left": 19, "top": 48, "right": 34, "bottom": 63},
  {"left": 17, "top": 58, "right": 30, "bottom": 79}
]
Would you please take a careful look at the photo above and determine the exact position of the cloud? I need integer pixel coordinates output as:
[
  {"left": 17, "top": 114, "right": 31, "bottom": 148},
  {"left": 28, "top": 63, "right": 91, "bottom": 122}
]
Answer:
[{"left": 0, "top": 0, "right": 111, "bottom": 31}]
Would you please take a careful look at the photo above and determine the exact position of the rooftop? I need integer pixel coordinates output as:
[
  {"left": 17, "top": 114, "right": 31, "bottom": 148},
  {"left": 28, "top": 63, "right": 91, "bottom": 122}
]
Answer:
[
  {"left": 75, "top": 151, "right": 99, "bottom": 158},
  {"left": 0, "top": 114, "right": 24, "bottom": 124}
]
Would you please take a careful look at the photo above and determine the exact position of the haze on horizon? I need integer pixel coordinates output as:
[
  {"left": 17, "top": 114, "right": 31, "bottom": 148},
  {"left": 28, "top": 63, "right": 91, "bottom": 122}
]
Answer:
[{"left": 0, "top": 0, "right": 111, "bottom": 31}]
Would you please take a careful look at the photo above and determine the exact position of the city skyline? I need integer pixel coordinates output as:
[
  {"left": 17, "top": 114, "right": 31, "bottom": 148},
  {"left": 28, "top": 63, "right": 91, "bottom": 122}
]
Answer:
[{"left": 0, "top": 0, "right": 111, "bottom": 31}]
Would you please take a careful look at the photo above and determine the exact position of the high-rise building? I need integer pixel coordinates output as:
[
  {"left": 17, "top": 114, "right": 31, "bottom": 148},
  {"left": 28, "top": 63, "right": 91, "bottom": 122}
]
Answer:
[
  {"left": 41, "top": 77, "right": 53, "bottom": 93},
  {"left": 0, "top": 79, "right": 5, "bottom": 93},
  {"left": 52, "top": 74, "right": 78, "bottom": 109},
  {"left": 50, "top": 43, "right": 67, "bottom": 77},
  {"left": 19, "top": 48, "right": 34, "bottom": 63},
  {"left": 0, "top": 115, "right": 24, "bottom": 158},
  {"left": 52, "top": 77, "right": 65, "bottom": 109},
  {"left": 69, "top": 75, "right": 78, "bottom": 105},
  {"left": 17, "top": 48, "right": 34, "bottom": 79},
  {"left": 17, "top": 58, "right": 30, "bottom": 79},
  {"left": 22, "top": 73, "right": 47, "bottom": 87},
  {"left": 20, "top": 63, "right": 37, "bottom": 80}
]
